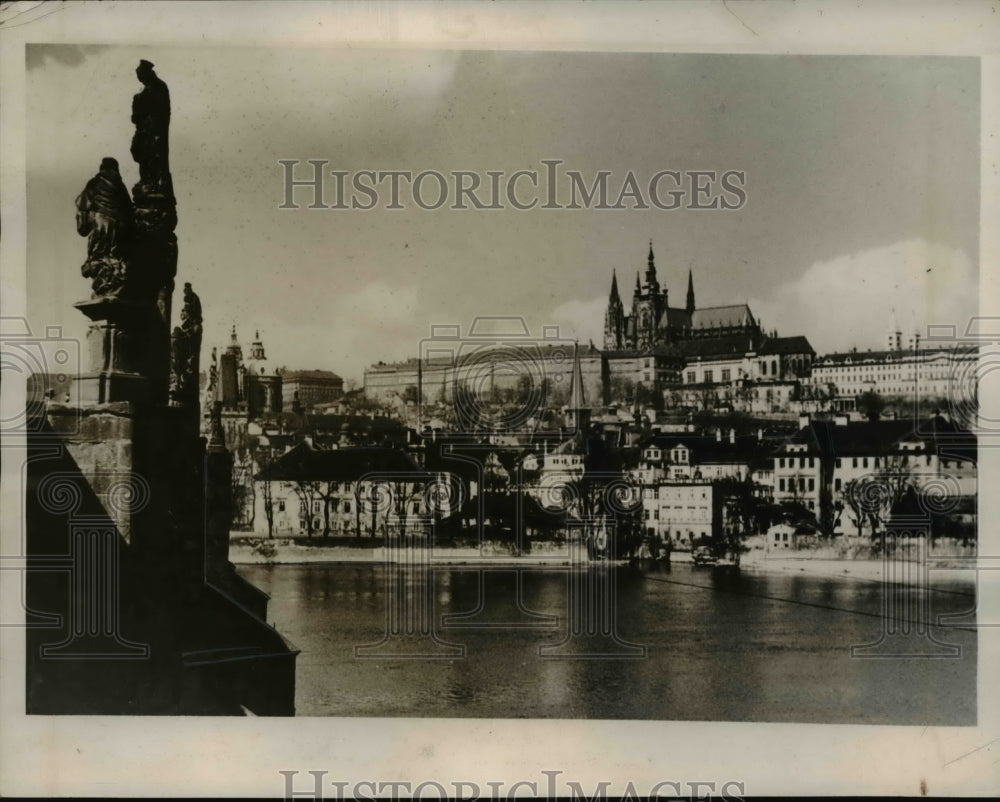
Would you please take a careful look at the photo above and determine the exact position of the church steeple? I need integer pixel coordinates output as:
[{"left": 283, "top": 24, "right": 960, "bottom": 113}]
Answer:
[
  {"left": 603, "top": 269, "right": 625, "bottom": 350},
  {"left": 645, "top": 241, "right": 658, "bottom": 289},
  {"left": 634, "top": 271, "right": 641, "bottom": 295},
  {"left": 686, "top": 269, "right": 696, "bottom": 314},
  {"left": 248, "top": 329, "right": 266, "bottom": 361}
]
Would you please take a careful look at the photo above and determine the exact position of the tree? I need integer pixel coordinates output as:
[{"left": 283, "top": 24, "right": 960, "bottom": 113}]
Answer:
[
  {"left": 315, "top": 481, "right": 341, "bottom": 537},
  {"left": 229, "top": 448, "right": 255, "bottom": 530},
  {"left": 609, "top": 376, "right": 636, "bottom": 405},
  {"left": 816, "top": 481, "right": 843, "bottom": 539},
  {"left": 842, "top": 457, "right": 913, "bottom": 541},
  {"left": 291, "top": 480, "right": 321, "bottom": 538},
  {"left": 635, "top": 381, "right": 661, "bottom": 410},
  {"left": 248, "top": 437, "right": 277, "bottom": 539},
  {"left": 857, "top": 390, "right": 886, "bottom": 421}
]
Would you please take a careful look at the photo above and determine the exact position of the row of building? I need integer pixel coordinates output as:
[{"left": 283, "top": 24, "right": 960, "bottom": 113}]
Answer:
[{"left": 236, "top": 387, "right": 976, "bottom": 547}]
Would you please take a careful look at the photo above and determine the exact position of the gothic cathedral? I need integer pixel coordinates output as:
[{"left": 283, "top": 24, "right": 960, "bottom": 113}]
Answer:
[{"left": 603, "top": 243, "right": 761, "bottom": 351}]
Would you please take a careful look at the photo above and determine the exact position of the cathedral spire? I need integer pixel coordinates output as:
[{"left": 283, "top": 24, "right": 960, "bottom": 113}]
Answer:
[
  {"left": 644, "top": 241, "right": 658, "bottom": 289},
  {"left": 635, "top": 271, "right": 641, "bottom": 294},
  {"left": 570, "top": 341, "right": 585, "bottom": 410},
  {"left": 686, "top": 268, "right": 695, "bottom": 314},
  {"left": 609, "top": 269, "right": 620, "bottom": 303}
]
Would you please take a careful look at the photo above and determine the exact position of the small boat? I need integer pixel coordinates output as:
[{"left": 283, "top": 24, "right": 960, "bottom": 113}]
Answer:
[{"left": 692, "top": 546, "right": 739, "bottom": 570}]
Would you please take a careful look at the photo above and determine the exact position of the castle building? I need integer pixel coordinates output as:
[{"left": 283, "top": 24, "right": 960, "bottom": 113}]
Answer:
[
  {"left": 364, "top": 242, "right": 816, "bottom": 412},
  {"left": 604, "top": 243, "right": 762, "bottom": 351}
]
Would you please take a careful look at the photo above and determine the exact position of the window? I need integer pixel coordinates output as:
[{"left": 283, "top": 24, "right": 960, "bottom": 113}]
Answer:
[
  {"left": 278, "top": 500, "right": 285, "bottom": 512},
  {"left": 779, "top": 457, "right": 785, "bottom": 468},
  {"left": 779, "top": 478, "right": 786, "bottom": 492},
  {"left": 862, "top": 457, "right": 869, "bottom": 468},
  {"left": 343, "top": 501, "right": 351, "bottom": 514},
  {"left": 808, "top": 478, "right": 815, "bottom": 491},
  {"left": 721, "top": 369, "right": 731, "bottom": 382},
  {"left": 313, "top": 501, "right": 322, "bottom": 513},
  {"left": 835, "top": 458, "right": 842, "bottom": 468},
  {"left": 852, "top": 457, "right": 858, "bottom": 468},
  {"left": 834, "top": 478, "right": 841, "bottom": 492},
  {"left": 704, "top": 370, "right": 714, "bottom": 384}
]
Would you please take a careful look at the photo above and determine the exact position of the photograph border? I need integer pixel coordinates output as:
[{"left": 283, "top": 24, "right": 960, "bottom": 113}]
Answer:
[{"left": 1, "top": 1, "right": 998, "bottom": 797}]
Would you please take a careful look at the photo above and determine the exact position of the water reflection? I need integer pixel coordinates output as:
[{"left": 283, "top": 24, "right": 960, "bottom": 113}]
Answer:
[{"left": 238, "top": 562, "right": 975, "bottom": 724}]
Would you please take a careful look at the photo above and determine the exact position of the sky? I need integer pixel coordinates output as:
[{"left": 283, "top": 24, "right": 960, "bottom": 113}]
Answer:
[{"left": 26, "top": 45, "right": 979, "bottom": 383}]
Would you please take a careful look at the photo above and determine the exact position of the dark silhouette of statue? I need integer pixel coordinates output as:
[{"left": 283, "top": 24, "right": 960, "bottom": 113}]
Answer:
[
  {"left": 130, "top": 60, "right": 171, "bottom": 192},
  {"left": 75, "top": 157, "right": 134, "bottom": 297},
  {"left": 169, "top": 282, "right": 203, "bottom": 406}
]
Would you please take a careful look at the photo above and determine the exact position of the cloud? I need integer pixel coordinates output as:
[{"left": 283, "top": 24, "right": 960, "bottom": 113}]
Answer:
[
  {"left": 549, "top": 296, "right": 607, "bottom": 348},
  {"left": 748, "top": 239, "right": 977, "bottom": 354},
  {"left": 221, "top": 281, "right": 423, "bottom": 383},
  {"left": 26, "top": 44, "right": 109, "bottom": 71}
]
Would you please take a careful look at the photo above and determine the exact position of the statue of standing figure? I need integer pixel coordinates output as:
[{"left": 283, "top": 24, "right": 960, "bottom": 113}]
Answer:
[
  {"left": 75, "top": 157, "right": 134, "bottom": 297},
  {"left": 169, "top": 282, "right": 203, "bottom": 406},
  {"left": 130, "top": 59, "right": 171, "bottom": 193}
]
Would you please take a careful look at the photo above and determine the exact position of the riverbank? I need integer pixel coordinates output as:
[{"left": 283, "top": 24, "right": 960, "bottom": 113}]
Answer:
[
  {"left": 229, "top": 537, "right": 584, "bottom": 566},
  {"left": 228, "top": 537, "right": 975, "bottom": 583},
  {"left": 740, "top": 550, "right": 974, "bottom": 584}
]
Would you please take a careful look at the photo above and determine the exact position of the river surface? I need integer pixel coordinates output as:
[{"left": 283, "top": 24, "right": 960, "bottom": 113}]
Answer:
[{"left": 237, "top": 561, "right": 976, "bottom": 724}]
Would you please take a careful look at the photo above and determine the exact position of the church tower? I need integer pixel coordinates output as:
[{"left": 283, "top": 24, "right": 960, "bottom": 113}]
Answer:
[
  {"left": 887, "top": 310, "right": 902, "bottom": 352},
  {"left": 686, "top": 269, "right": 696, "bottom": 314},
  {"left": 631, "top": 242, "right": 667, "bottom": 349},
  {"left": 603, "top": 269, "right": 625, "bottom": 350}
]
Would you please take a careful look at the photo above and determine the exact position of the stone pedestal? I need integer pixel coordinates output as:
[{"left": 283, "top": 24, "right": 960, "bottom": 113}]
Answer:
[{"left": 73, "top": 297, "right": 151, "bottom": 406}]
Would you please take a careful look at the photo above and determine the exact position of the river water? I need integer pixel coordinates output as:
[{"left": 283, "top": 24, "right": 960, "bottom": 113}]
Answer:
[{"left": 237, "top": 561, "right": 976, "bottom": 724}]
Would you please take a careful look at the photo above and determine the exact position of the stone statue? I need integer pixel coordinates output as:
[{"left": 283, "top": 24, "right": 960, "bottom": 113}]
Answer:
[
  {"left": 75, "top": 157, "right": 134, "bottom": 297},
  {"left": 208, "top": 400, "right": 226, "bottom": 447},
  {"left": 206, "top": 347, "right": 218, "bottom": 398},
  {"left": 179, "top": 282, "right": 202, "bottom": 337},
  {"left": 168, "top": 282, "right": 203, "bottom": 406},
  {"left": 130, "top": 60, "right": 171, "bottom": 192}
]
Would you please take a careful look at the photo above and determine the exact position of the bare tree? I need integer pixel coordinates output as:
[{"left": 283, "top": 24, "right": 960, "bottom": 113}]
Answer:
[{"left": 291, "top": 480, "right": 321, "bottom": 538}]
